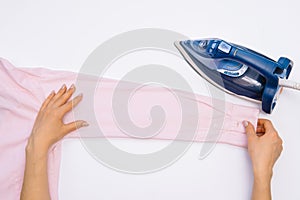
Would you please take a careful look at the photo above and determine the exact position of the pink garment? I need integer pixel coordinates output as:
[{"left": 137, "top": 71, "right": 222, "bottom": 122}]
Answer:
[{"left": 0, "top": 58, "right": 259, "bottom": 200}]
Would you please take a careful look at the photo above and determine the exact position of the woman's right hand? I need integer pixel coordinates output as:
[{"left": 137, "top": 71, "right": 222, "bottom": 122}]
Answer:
[
  {"left": 243, "top": 119, "right": 283, "bottom": 200},
  {"left": 244, "top": 119, "right": 283, "bottom": 180}
]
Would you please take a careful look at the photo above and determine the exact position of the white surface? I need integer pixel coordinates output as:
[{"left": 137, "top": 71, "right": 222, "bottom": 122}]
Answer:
[{"left": 1, "top": 0, "right": 300, "bottom": 199}]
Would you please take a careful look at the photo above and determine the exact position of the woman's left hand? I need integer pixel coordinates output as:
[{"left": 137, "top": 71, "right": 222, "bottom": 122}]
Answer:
[{"left": 27, "top": 84, "right": 88, "bottom": 154}]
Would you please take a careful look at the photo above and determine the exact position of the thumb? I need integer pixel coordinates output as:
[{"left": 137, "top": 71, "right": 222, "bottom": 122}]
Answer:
[
  {"left": 243, "top": 121, "right": 257, "bottom": 139},
  {"left": 63, "top": 120, "right": 89, "bottom": 135}
]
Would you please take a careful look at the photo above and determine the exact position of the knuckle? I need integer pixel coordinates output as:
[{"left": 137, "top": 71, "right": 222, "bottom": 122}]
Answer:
[
  {"left": 42, "top": 108, "right": 61, "bottom": 119},
  {"left": 275, "top": 137, "right": 283, "bottom": 146},
  {"left": 65, "top": 101, "right": 72, "bottom": 109},
  {"left": 279, "top": 138, "right": 283, "bottom": 145},
  {"left": 63, "top": 91, "right": 71, "bottom": 98},
  {"left": 67, "top": 88, "right": 74, "bottom": 95},
  {"left": 44, "top": 108, "right": 52, "bottom": 115},
  {"left": 270, "top": 130, "right": 278, "bottom": 137},
  {"left": 51, "top": 109, "right": 61, "bottom": 118},
  {"left": 61, "top": 125, "right": 69, "bottom": 134}
]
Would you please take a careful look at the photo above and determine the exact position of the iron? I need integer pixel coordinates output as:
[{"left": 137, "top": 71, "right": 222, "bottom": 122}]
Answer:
[{"left": 175, "top": 38, "right": 300, "bottom": 113}]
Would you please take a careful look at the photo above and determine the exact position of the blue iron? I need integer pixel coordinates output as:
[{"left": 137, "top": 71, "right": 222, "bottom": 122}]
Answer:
[{"left": 175, "top": 38, "right": 300, "bottom": 113}]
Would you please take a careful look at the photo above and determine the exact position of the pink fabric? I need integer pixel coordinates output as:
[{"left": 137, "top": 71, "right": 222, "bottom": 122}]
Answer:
[{"left": 0, "top": 58, "right": 259, "bottom": 200}]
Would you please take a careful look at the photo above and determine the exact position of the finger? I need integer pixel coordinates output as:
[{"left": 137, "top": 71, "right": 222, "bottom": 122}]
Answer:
[
  {"left": 256, "top": 133, "right": 265, "bottom": 137},
  {"left": 257, "top": 119, "right": 275, "bottom": 133},
  {"left": 243, "top": 121, "right": 257, "bottom": 139},
  {"left": 256, "top": 126, "right": 265, "bottom": 134},
  {"left": 40, "top": 91, "right": 55, "bottom": 111},
  {"left": 60, "top": 93, "right": 83, "bottom": 114},
  {"left": 54, "top": 84, "right": 75, "bottom": 107},
  {"left": 49, "top": 84, "right": 67, "bottom": 106},
  {"left": 63, "top": 120, "right": 89, "bottom": 135}
]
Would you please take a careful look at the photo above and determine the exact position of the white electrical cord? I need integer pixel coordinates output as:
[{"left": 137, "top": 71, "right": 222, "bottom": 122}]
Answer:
[{"left": 279, "top": 79, "right": 300, "bottom": 91}]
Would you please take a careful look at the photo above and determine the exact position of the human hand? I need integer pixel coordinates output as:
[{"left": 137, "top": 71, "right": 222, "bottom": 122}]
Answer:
[
  {"left": 27, "top": 84, "right": 88, "bottom": 154},
  {"left": 243, "top": 119, "right": 283, "bottom": 181}
]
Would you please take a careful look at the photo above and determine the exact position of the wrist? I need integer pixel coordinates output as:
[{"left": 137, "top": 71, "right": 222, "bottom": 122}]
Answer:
[
  {"left": 26, "top": 137, "right": 49, "bottom": 158},
  {"left": 253, "top": 168, "right": 273, "bottom": 184}
]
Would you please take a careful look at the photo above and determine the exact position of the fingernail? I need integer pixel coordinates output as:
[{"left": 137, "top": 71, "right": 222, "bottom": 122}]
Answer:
[
  {"left": 70, "top": 84, "right": 75, "bottom": 90},
  {"left": 61, "top": 84, "right": 66, "bottom": 89},
  {"left": 78, "top": 93, "right": 83, "bottom": 98},
  {"left": 81, "top": 121, "right": 89, "bottom": 127},
  {"left": 50, "top": 90, "right": 55, "bottom": 95},
  {"left": 242, "top": 121, "right": 248, "bottom": 127}
]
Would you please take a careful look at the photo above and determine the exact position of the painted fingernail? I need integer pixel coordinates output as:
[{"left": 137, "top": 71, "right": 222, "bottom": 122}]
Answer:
[
  {"left": 242, "top": 121, "right": 248, "bottom": 127},
  {"left": 81, "top": 121, "right": 89, "bottom": 127}
]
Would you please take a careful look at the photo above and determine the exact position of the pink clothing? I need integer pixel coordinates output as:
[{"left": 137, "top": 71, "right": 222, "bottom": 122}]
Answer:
[{"left": 0, "top": 58, "right": 259, "bottom": 199}]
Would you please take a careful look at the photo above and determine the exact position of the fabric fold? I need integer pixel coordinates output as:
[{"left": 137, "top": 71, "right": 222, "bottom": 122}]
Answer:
[{"left": 0, "top": 58, "right": 259, "bottom": 200}]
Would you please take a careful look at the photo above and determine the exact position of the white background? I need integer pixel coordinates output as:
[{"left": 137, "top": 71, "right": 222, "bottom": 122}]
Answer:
[{"left": 1, "top": 0, "right": 300, "bottom": 199}]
